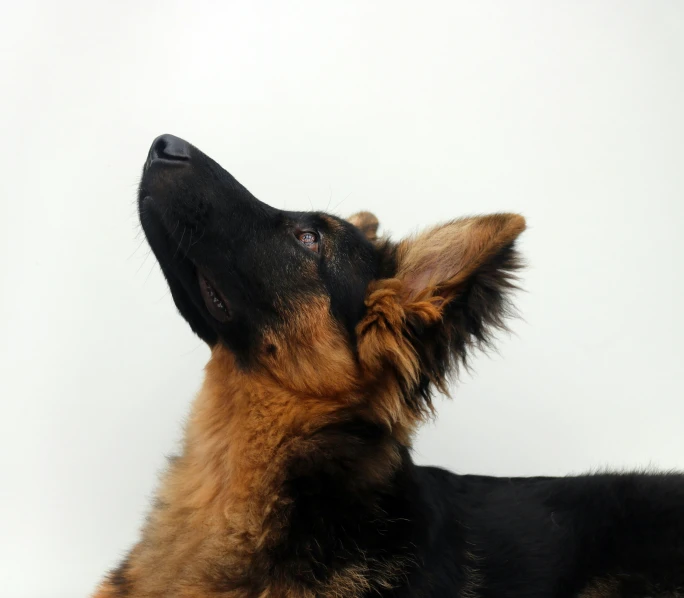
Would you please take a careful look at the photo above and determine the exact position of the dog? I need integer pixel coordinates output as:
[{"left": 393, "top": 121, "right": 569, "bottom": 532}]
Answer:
[{"left": 93, "top": 134, "right": 684, "bottom": 597}]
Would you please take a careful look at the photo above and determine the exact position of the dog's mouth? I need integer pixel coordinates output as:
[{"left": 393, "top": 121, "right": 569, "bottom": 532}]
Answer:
[
  {"left": 139, "top": 191, "right": 235, "bottom": 336},
  {"left": 198, "top": 270, "right": 233, "bottom": 323}
]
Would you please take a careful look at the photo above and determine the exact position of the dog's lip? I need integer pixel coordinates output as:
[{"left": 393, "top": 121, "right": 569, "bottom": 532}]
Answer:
[{"left": 197, "top": 269, "right": 233, "bottom": 323}]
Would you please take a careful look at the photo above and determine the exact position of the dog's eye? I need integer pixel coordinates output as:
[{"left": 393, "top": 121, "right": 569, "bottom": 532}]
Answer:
[{"left": 297, "top": 231, "right": 320, "bottom": 253}]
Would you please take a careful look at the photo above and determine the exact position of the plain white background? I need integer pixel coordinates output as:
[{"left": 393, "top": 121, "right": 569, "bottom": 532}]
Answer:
[{"left": 1, "top": 1, "right": 683, "bottom": 596}]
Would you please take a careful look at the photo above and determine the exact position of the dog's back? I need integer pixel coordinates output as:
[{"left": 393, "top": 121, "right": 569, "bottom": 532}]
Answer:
[{"left": 412, "top": 468, "right": 684, "bottom": 596}]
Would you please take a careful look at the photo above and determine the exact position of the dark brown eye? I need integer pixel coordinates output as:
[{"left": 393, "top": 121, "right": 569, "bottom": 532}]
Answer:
[{"left": 297, "top": 231, "right": 320, "bottom": 252}]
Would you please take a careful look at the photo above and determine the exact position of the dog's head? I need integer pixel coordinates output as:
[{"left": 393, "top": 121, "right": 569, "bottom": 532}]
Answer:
[{"left": 139, "top": 135, "right": 525, "bottom": 425}]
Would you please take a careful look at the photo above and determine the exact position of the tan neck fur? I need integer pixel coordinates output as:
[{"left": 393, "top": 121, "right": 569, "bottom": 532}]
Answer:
[{"left": 106, "top": 346, "right": 369, "bottom": 597}]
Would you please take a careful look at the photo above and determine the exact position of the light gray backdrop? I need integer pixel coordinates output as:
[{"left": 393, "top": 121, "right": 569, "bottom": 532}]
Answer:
[{"left": 1, "top": 2, "right": 683, "bottom": 597}]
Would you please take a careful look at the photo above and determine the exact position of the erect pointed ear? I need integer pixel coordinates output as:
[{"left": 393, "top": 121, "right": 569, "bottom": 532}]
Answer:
[
  {"left": 396, "top": 214, "right": 526, "bottom": 304},
  {"left": 347, "top": 211, "right": 380, "bottom": 242},
  {"left": 356, "top": 213, "right": 525, "bottom": 422}
]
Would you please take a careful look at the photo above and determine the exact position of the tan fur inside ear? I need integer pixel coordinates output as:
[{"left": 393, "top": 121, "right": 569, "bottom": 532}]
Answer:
[
  {"left": 396, "top": 213, "right": 525, "bottom": 302},
  {"left": 348, "top": 211, "right": 380, "bottom": 241},
  {"left": 356, "top": 279, "right": 444, "bottom": 423}
]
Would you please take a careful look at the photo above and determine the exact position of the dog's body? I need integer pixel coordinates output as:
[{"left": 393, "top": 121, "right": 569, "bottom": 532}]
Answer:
[{"left": 94, "top": 135, "right": 684, "bottom": 597}]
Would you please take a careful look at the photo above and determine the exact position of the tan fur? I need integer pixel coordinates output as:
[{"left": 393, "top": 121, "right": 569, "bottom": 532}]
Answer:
[
  {"left": 347, "top": 211, "right": 380, "bottom": 241},
  {"left": 356, "top": 278, "right": 444, "bottom": 423},
  {"left": 459, "top": 550, "right": 484, "bottom": 598},
  {"left": 578, "top": 577, "right": 684, "bottom": 598},
  {"left": 262, "top": 297, "right": 361, "bottom": 398},
  {"left": 395, "top": 214, "right": 525, "bottom": 302},
  {"left": 577, "top": 577, "right": 620, "bottom": 597},
  {"left": 94, "top": 213, "right": 526, "bottom": 597}
]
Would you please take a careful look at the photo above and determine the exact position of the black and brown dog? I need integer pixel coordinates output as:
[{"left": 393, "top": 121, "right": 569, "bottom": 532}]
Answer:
[{"left": 94, "top": 135, "right": 684, "bottom": 598}]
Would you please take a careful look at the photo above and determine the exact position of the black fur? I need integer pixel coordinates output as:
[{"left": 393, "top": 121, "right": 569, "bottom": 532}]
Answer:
[
  {"left": 106, "top": 556, "right": 132, "bottom": 596},
  {"left": 139, "top": 136, "right": 379, "bottom": 364},
  {"left": 268, "top": 434, "right": 684, "bottom": 596}
]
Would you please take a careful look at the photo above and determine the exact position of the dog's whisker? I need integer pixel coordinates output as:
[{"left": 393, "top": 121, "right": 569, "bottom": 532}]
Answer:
[
  {"left": 325, "top": 184, "right": 333, "bottom": 211},
  {"left": 188, "top": 228, "right": 206, "bottom": 250},
  {"left": 173, "top": 226, "right": 187, "bottom": 260},
  {"left": 179, "top": 342, "right": 206, "bottom": 357},
  {"left": 331, "top": 191, "right": 353, "bottom": 215},
  {"left": 183, "top": 230, "right": 193, "bottom": 259},
  {"left": 134, "top": 248, "right": 152, "bottom": 275},
  {"left": 143, "top": 259, "right": 158, "bottom": 285},
  {"left": 126, "top": 236, "right": 147, "bottom": 261},
  {"left": 154, "top": 287, "right": 172, "bottom": 303}
]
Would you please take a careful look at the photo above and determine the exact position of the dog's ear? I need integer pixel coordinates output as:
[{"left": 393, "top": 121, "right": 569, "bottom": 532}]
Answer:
[
  {"left": 357, "top": 213, "right": 525, "bottom": 421},
  {"left": 347, "top": 211, "right": 379, "bottom": 242},
  {"left": 395, "top": 214, "right": 525, "bottom": 304}
]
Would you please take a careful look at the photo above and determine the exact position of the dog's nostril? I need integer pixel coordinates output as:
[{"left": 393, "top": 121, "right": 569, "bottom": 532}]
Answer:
[{"left": 149, "top": 134, "right": 191, "bottom": 163}]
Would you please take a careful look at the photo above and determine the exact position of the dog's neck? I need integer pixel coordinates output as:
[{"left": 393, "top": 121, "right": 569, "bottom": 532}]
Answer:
[
  {"left": 138, "top": 345, "right": 413, "bottom": 594},
  {"left": 177, "top": 346, "right": 356, "bottom": 520},
  {"left": 96, "top": 346, "right": 427, "bottom": 598}
]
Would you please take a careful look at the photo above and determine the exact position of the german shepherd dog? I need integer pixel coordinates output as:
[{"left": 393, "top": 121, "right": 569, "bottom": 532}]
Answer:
[{"left": 94, "top": 135, "right": 684, "bottom": 597}]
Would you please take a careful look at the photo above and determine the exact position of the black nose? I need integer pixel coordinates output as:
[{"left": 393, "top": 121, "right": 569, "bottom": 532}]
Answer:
[{"left": 148, "top": 134, "right": 191, "bottom": 163}]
